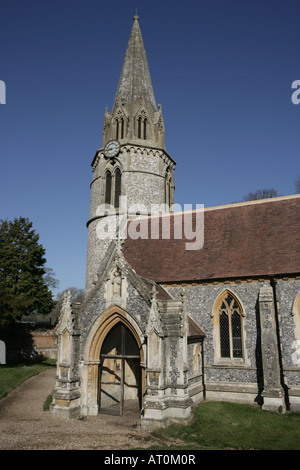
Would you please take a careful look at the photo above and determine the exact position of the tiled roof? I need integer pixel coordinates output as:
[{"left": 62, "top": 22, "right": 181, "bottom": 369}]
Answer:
[
  {"left": 188, "top": 317, "right": 206, "bottom": 338},
  {"left": 123, "top": 196, "right": 300, "bottom": 283}
]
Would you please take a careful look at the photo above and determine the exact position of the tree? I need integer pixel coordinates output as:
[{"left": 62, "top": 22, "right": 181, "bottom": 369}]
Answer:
[
  {"left": 0, "top": 217, "right": 55, "bottom": 326},
  {"left": 242, "top": 188, "right": 279, "bottom": 201},
  {"left": 44, "top": 267, "right": 59, "bottom": 291}
]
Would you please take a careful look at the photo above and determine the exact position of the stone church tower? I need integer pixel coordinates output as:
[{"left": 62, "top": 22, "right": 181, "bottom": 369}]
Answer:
[{"left": 85, "top": 15, "right": 175, "bottom": 294}]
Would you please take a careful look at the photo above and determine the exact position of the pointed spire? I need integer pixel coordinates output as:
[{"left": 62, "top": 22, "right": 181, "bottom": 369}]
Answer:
[
  {"left": 113, "top": 15, "right": 157, "bottom": 113},
  {"left": 102, "top": 16, "right": 166, "bottom": 150}
]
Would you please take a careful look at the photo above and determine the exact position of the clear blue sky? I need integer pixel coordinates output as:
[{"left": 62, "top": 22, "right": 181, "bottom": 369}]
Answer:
[{"left": 1, "top": 0, "right": 299, "bottom": 297}]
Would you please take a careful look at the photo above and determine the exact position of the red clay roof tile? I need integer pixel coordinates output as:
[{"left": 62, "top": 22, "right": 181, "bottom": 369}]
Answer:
[{"left": 123, "top": 196, "right": 300, "bottom": 282}]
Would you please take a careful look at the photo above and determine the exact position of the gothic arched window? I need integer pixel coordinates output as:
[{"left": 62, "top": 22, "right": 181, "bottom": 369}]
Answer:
[
  {"left": 116, "top": 117, "right": 124, "bottom": 140},
  {"left": 138, "top": 117, "right": 142, "bottom": 139},
  {"left": 105, "top": 171, "right": 112, "bottom": 207},
  {"left": 165, "top": 168, "right": 173, "bottom": 208},
  {"left": 114, "top": 168, "right": 121, "bottom": 209},
  {"left": 105, "top": 168, "right": 122, "bottom": 209},
  {"left": 220, "top": 294, "right": 243, "bottom": 358},
  {"left": 214, "top": 292, "right": 244, "bottom": 360},
  {"left": 137, "top": 116, "right": 147, "bottom": 140}
]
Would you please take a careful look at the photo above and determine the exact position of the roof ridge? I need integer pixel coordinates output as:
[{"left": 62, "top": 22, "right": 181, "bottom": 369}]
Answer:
[
  {"left": 125, "top": 194, "right": 300, "bottom": 222},
  {"left": 204, "top": 194, "right": 300, "bottom": 213}
]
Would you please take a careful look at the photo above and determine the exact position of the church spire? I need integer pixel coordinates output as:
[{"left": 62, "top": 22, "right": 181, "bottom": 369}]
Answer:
[
  {"left": 102, "top": 15, "right": 165, "bottom": 150},
  {"left": 112, "top": 14, "right": 157, "bottom": 114},
  {"left": 86, "top": 15, "right": 175, "bottom": 295}
]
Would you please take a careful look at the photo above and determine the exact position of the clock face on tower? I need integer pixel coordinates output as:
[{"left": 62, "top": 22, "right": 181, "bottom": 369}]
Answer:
[{"left": 104, "top": 140, "right": 120, "bottom": 158}]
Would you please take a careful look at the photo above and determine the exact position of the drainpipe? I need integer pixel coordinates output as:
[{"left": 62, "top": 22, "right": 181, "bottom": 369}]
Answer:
[{"left": 270, "top": 276, "right": 290, "bottom": 410}]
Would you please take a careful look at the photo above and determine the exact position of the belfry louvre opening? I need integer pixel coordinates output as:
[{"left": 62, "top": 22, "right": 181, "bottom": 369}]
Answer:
[{"left": 98, "top": 322, "right": 142, "bottom": 416}]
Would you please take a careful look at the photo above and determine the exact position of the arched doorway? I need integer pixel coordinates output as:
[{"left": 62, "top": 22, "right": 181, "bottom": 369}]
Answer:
[{"left": 98, "top": 322, "right": 142, "bottom": 416}]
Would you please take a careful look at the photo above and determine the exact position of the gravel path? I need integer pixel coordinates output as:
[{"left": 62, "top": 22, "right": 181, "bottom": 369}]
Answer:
[{"left": 0, "top": 368, "right": 179, "bottom": 450}]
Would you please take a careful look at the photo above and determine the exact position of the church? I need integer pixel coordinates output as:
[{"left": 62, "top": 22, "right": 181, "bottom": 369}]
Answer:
[{"left": 52, "top": 15, "right": 300, "bottom": 429}]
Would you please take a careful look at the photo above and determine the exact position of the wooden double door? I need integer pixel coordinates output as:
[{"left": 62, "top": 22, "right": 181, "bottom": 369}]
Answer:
[{"left": 98, "top": 322, "right": 142, "bottom": 416}]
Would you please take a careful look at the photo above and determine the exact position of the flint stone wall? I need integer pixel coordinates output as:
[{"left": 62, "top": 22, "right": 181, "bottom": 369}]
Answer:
[{"left": 165, "top": 278, "right": 300, "bottom": 388}]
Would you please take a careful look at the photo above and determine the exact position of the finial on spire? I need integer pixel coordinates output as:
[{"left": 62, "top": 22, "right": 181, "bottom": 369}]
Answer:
[{"left": 134, "top": 8, "right": 139, "bottom": 21}]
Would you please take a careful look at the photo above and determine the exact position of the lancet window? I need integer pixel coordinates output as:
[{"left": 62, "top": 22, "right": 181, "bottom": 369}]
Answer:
[
  {"left": 137, "top": 116, "right": 147, "bottom": 140},
  {"left": 165, "top": 167, "right": 173, "bottom": 207},
  {"left": 115, "top": 117, "right": 124, "bottom": 140},
  {"left": 105, "top": 168, "right": 122, "bottom": 209},
  {"left": 105, "top": 171, "right": 112, "bottom": 206},
  {"left": 114, "top": 168, "right": 121, "bottom": 209}
]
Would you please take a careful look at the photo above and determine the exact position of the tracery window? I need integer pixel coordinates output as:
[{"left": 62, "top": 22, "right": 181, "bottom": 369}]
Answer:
[{"left": 217, "top": 292, "right": 244, "bottom": 360}]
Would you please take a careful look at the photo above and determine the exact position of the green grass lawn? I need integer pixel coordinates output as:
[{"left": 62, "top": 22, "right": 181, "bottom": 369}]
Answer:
[
  {"left": 152, "top": 401, "right": 300, "bottom": 450},
  {"left": 0, "top": 359, "right": 56, "bottom": 400}
]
